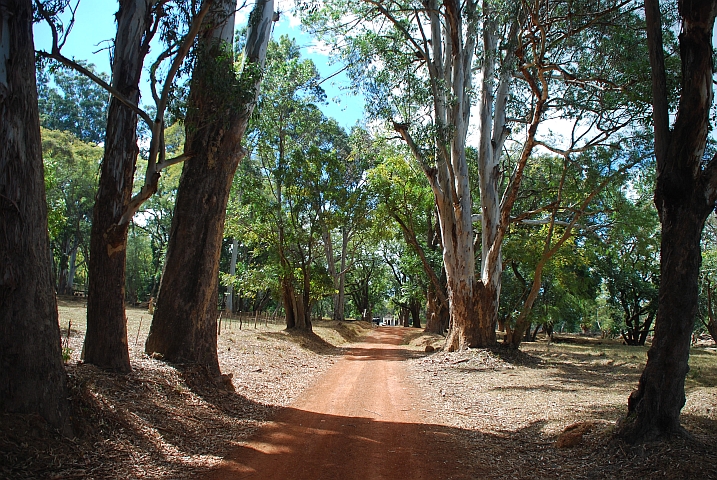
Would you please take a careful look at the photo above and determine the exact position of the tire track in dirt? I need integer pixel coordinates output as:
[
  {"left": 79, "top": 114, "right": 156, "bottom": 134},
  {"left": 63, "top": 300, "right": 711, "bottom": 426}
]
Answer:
[{"left": 204, "top": 327, "right": 478, "bottom": 480}]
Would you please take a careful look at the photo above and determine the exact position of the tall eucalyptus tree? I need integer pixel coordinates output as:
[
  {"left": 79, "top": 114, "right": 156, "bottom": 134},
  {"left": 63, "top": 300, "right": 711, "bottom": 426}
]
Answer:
[
  {"left": 146, "top": 0, "right": 276, "bottom": 375},
  {"left": 36, "top": 0, "right": 215, "bottom": 372},
  {"left": 83, "top": 0, "right": 162, "bottom": 372},
  {"left": 0, "top": 0, "right": 71, "bottom": 434},
  {"left": 303, "top": 0, "right": 649, "bottom": 350}
]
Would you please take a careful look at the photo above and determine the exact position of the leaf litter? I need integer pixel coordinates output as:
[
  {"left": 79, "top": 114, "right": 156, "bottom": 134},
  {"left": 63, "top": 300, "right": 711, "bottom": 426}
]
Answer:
[{"left": 1, "top": 300, "right": 716, "bottom": 479}]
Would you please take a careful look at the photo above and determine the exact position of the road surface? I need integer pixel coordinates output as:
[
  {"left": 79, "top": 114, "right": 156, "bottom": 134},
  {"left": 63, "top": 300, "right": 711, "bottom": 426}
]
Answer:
[{"left": 205, "top": 327, "right": 476, "bottom": 480}]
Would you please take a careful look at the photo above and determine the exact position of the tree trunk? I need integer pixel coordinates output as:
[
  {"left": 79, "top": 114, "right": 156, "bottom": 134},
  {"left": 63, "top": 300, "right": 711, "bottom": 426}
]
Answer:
[
  {"left": 57, "top": 239, "right": 70, "bottom": 294},
  {"left": 621, "top": 308, "right": 655, "bottom": 346},
  {"left": 621, "top": 207, "right": 707, "bottom": 441},
  {"left": 145, "top": 0, "right": 274, "bottom": 377},
  {"left": 0, "top": 0, "right": 71, "bottom": 435},
  {"left": 84, "top": 0, "right": 155, "bottom": 373},
  {"left": 637, "top": 311, "right": 655, "bottom": 346},
  {"left": 335, "top": 228, "right": 349, "bottom": 321},
  {"left": 618, "top": 0, "right": 717, "bottom": 443},
  {"left": 66, "top": 246, "right": 78, "bottom": 293},
  {"left": 323, "top": 224, "right": 350, "bottom": 322},
  {"left": 445, "top": 279, "right": 498, "bottom": 350},
  {"left": 393, "top": 0, "right": 493, "bottom": 349},
  {"left": 425, "top": 281, "right": 449, "bottom": 334},
  {"left": 409, "top": 298, "right": 422, "bottom": 328},
  {"left": 399, "top": 307, "right": 410, "bottom": 327},
  {"left": 226, "top": 237, "right": 238, "bottom": 312}
]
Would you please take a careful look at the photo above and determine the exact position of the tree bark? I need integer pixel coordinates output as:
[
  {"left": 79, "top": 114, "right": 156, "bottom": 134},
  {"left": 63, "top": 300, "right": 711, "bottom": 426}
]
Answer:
[
  {"left": 322, "top": 224, "right": 349, "bottom": 322},
  {"left": 409, "top": 298, "right": 421, "bottom": 328},
  {"left": 618, "top": 0, "right": 717, "bottom": 443},
  {"left": 621, "top": 208, "right": 708, "bottom": 441},
  {"left": 0, "top": 0, "right": 71, "bottom": 435},
  {"left": 84, "top": 0, "right": 155, "bottom": 372},
  {"left": 335, "top": 228, "right": 349, "bottom": 321},
  {"left": 425, "top": 281, "right": 449, "bottom": 334},
  {"left": 145, "top": 0, "right": 275, "bottom": 376},
  {"left": 226, "top": 237, "right": 238, "bottom": 312}
]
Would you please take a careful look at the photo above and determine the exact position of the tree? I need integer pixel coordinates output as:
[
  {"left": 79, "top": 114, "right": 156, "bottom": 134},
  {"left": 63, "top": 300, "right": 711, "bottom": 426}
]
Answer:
[
  {"left": 145, "top": 0, "right": 276, "bottom": 376},
  {"left": 502, "top": 148, "right": 641, "bottom": 348},
  {"left": 319, "top": 127, "right": 374, "bottom": 323},
  {"left": 36, "top": 0, "right": 216, "bottom": 372},
  {"left": 368, "top": 143, "right": 448, "bottom": 332},
  {"left": 248, "top": 35, "right": 333, "bottom": 331},
  {"left": 600, "top": 187, "right": 660, "bottom": 346},
  {"left": 699, "top": 218, "right": 717, "bottom": 342},
  {"left": 303, "top": 0, "right": 650, "bottom": 350},
  {"left": 81, "top": 0, "right": 163, "bottom": 372},
  {"left": 701, "top": 279, "right": 717, "bottom": 343},
  {"left": 36, "top": 61, "right": 109, "bottom": 144},
  {"left": 347, "top": 249, "right": 387, "bottom": 322},
  {"left": 42, "top": 128, "right": 101, "bottom": 294},
  {"left": 0, "top": 0, "right": 71, "bottom": 434},
  {"left": 383, "top": 240, "right": 425, "bottom": 328},
  {"left": 222, "top": 156, "right": 275, "bottom": 314},
  {"left": 617, "top": 0, "right": 717, "bottom": 443}
]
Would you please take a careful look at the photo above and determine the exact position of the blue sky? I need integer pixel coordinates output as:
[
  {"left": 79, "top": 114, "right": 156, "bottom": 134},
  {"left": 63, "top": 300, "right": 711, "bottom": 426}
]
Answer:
[{"left": 33, "top": 0, "right": 365, "bottom": 130}]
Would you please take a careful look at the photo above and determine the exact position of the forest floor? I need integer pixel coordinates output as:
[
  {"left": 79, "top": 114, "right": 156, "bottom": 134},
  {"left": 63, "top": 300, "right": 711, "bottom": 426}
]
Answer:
[{"left": 1, "top": 297, "right": 716, "bottom": 479}]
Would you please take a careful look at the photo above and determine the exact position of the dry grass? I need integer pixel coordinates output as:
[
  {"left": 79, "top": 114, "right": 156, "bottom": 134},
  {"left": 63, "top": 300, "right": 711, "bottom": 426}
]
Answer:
[{"left": 2, "top": 300, "right": 716, "bottom": 479}]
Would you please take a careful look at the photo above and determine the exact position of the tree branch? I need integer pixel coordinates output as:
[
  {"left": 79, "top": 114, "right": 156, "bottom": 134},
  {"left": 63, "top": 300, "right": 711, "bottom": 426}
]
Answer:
[{"left": 643, "top": 0, "right": 670, "bottom": 165}]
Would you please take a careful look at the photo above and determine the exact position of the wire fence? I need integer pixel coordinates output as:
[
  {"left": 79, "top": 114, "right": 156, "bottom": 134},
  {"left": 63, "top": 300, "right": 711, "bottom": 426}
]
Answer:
[{"left": 216, "top": 310, "right": 284, "bottom": 333}]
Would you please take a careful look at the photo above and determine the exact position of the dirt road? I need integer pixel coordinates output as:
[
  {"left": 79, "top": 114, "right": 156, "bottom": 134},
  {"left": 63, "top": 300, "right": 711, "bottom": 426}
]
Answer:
[{"left": 205, "top": 327, "right": 478, "bottom": 480}]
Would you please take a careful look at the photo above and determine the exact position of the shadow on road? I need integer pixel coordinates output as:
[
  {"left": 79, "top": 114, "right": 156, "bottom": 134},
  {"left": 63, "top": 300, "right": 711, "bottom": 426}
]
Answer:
[{"left": 202, "top": 407, "right": 478, "bottom": 480}]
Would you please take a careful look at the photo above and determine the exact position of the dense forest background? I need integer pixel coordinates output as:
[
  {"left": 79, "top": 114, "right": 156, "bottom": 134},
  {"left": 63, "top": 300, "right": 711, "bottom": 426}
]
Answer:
[{"left": 38, "top": 23, "right": 715, "bottom": 346}]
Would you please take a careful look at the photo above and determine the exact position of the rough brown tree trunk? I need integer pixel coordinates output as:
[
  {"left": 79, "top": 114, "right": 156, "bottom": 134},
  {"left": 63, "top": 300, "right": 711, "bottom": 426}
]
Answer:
[
  {"left": 618, "top": 0, "right": 717, "bottom": 443},
  {"left": 622, "top": 208, "right": 707, "bottom": 440},
  {"left": 409, "top": 298, "right": 421, "bottom": 328},
  {"left": 280, "top": 269, "right": 312, "bottom": 331},
  {"left": 84, "top": 0, "right": 155, "bottom": 372},
  {"left": 145, "top": 0, "right": 274, "bottom": 377},
  {"left": 445, "top": 280, "right": 497, "bottom": 350},
  {"left": 425, "top": 283, "right": 448, "bottom": 334},
  {"left": 0, "top": 0, "right": 71, "bottom": 435}
]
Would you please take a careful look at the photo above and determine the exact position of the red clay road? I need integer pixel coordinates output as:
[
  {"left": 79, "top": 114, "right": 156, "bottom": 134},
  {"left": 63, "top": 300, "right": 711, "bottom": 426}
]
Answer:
[{"left": 204, "top": 327, "right": 478, "bottom": 480}]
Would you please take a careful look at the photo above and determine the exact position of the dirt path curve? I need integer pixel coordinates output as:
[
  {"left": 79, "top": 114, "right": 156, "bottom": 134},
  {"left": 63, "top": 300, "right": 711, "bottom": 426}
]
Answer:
[{"left": 204, "top": 327, "right": 478, "bottom": 480}]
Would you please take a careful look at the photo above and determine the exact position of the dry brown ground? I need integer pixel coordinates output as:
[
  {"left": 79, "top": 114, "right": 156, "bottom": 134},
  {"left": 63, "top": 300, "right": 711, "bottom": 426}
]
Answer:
[
  {"left": 1, "top": 298, "right": 716, "bottom": 479},
  {"left": 404, "top": 331, "right": 717, "bottom": 479}
]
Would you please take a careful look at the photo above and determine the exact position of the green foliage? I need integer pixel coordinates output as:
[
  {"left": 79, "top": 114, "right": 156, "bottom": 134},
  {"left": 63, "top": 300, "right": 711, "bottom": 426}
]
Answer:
[
  {"left": 500, "top": 149, "right": 646, "bottom": 335},
  {"left": 61, "top": 345, "right": 73, "bottom": 363},
  {"left": 366, "top": 139, "right": 441, "bottom": 323},
  {"left": 42, "top": 128, "right": 101, "bottom": 293},
  {"left": 37, "top": 61, "right": 109, "bottom": 144},
  {"left": 186, "top": 35, "right": 266, "bottom": 130},
  {"left": 126, "top": 226, "right": 155, "bottom": 304}
]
